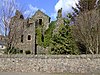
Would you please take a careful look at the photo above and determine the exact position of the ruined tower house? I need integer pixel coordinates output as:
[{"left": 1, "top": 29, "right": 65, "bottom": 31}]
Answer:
[
  {"left": 9, "top": 10, "right": 50, "bottom": 54},
  {"left": 9, "top": 8, "right": 64, "bottom": 54}
]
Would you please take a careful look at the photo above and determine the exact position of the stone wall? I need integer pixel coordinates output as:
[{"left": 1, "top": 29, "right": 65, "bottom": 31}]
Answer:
[{"left": 0, "top": 55, "right": 100, "bottom": 73}]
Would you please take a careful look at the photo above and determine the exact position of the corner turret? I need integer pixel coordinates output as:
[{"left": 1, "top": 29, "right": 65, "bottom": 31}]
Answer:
[{"left": 57, "top": 8, "right": 62, "bottom": 19}]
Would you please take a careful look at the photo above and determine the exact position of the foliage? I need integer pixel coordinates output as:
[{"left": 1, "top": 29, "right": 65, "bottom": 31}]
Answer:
[
  {"left": 73, "top": 9, "right": 100, "bottom": 54},
  {"left": 70, "top": 0, "right": 100, "bottom": 54},
  {"left": 50, "top": 19, "right": 79, "bottom": 55},
  {"left": 72, "top": 0, "right": 97, "bottom": 13},
  {"left": 36, "top": 19, "right": 79, "bottom": 55},
  {"left": 77, "top": 0, "right": 97, "bottom": 11},
  {"left": 71, "top": 0, "right": 98, "bottom": 20},
  {"left": 44, "top": 21, "right": 56, "bottom": 47},
  {"left": 36, "top": 21, "right": 56, "bottom": 48},
  {"left": 4, "top": 47, "right": 23, "bottom": 54},
  {"left": 35, "top": 26, "right": 43, "bottom": 46}
]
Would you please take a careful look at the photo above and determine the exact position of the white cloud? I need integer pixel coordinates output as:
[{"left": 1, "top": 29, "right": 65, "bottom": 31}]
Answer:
[
  {"left": 55, "top": 0, "right": 63, "bottom": 12},
  {"left": 55, "top": 0, "right": 79, "bottom": 17},
  {"left": 41, "top": 8, "right": 46, "bottom": 13},
  {"left": 24, "top": 4, "right": 38, "bottom": 18},
  {"left": 24, "top": 4, "right": 46, "bottom": 18},
  {"left": 50, "top": 0, "right": 62, "bottom": 20},
  {"left": 29, "top": 4, "right": 38, "bottom": 11},
  {"left": 51, "top": 13, "right": 57, "bottom": 21}
]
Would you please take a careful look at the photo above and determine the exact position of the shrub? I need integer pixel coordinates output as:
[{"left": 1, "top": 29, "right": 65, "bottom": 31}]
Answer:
[{"left": 4, "top": 47, "right": 23, "bottom": 54}]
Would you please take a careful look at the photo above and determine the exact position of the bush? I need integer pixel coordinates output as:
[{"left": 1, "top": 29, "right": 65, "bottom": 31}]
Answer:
[{"left": 4, "top": 47, "right": 23, "bottom": 54}]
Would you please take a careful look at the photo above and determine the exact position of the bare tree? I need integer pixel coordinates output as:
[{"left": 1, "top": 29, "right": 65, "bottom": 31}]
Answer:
[
  {"left": 73, "top": 9, "right": 100, "bottom": 54},
  {"left": 0, "top": 0, "right": 28, "bottom": 54},
  {"left": 0, "top": 0, "right": 17, "bottom": 54},
  {"left": 8, "top": 10, "right": 26, "bottom": 54},
  {"left": 0, "top": 0, "right": 17, "bottom": 36}
]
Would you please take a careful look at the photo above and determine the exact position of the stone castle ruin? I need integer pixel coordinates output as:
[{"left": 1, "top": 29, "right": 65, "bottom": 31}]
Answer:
[{"left": 9, "top": 8, "right": 64, "bottom": 54}]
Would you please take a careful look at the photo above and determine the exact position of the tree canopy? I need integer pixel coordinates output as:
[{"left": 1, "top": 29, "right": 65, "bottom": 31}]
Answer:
[{"left": 50, "top": 19, "right": 79, "bottom": 55}]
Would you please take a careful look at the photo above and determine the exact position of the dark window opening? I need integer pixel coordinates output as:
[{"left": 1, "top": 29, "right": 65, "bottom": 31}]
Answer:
[
  {"left": 1, "top": 45, "right": 3, "bottom": 48},
  {"left": 49, "top": 18, "right": 51, "bottom": 23},
  {"left": 41, "top": 34, "right": 44, "bottom": 42},
  {"left": 35, "top": 44, "right": 37, "bottom": 55},
  {"left": 21, "top": 35, "right": 23, "bottom": 43},
  {"left": 39, "top": 19, "right": 42, "bottom": 25},
  {"left": 20, "top": 15, "right": 24, "bottom": 19},
  {"left": 20, "top": 50, "right": 23, "bottom": 54},
  {"left": 28, "top": 35, "right": 31, "bottom": 40},
  {"left": 35, "top": 33, "right": 37, "bottom": 55}
]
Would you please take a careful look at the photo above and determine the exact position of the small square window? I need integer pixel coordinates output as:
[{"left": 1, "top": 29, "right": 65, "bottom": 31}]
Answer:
[
  {"left": 21, "top": 35, "right": 23, "bottom": 43},
  {"left": 39, "top": 19, "right": 42, "bottom": 25},
  {"left": 1, "top": 45, "right": 3, "bottom": 48},
  {"left": 28, "top": 35, "right": 31, "bottom": 40}
]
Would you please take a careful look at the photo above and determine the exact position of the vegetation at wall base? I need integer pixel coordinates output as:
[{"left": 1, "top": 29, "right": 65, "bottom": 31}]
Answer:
[{"left": 4, "top": 47, "right": 23, "bottom": 54}]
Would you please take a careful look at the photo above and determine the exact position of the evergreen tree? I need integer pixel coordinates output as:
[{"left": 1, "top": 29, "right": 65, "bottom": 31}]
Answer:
[
  {"left": 50, "top": 19, "right": 79, "bottom": 55},
  {"left": 44, "top": 21, "right": 56, "bottom": 47},
  {"left": 77, "top": 0, "right": 97, "bottom": 12},
  {"left": 36, "top": 21, "right": 56, "bottom": 48},
  {"left": 71, "top": 0, "right": 97, "bottom": 18}
]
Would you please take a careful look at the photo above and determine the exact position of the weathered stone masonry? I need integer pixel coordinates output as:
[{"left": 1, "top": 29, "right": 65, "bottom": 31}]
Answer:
[
  {"left": 0, "top": 55, "right": 100, "bottom": 73},
  {"left": 9, "top": 8, "right": 65, "bottom": 54},
  {"left": 9, "top": 10, "right": 51, "bottom": 54}
]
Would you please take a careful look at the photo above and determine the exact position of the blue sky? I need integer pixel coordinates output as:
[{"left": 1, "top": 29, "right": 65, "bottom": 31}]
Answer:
[
  {"left": 16, "top": 0, "right": 79, "bottom": 20},
  {"left": 0, "top": 0, "right": 79, "bottom": 35}
]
